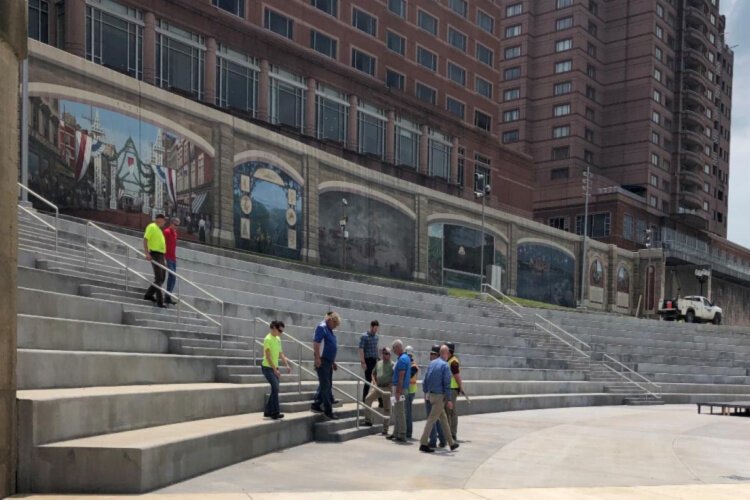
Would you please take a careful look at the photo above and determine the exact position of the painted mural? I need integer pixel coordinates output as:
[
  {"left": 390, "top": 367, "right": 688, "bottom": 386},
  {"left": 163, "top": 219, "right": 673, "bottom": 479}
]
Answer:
[
  {"left": 589, "top": 259, "right": 604, "bottom": 286},
  {"left": 233, "top": 160, "right": 303, "bottom": 260},
  {"left": 428, "top": 223, "right": 506, "bottom": 290},
  {"left": 516, "top": 242, "right": 576, "bottom": 307},
  {"left": 26, "top": 95, "right": 214, "bottom": 238},
  {"left": 617, "top": 266, "right": 630, "bottom": 293},
  {"left": 318, "top": 191, "right": 415, "bottom": 279}
]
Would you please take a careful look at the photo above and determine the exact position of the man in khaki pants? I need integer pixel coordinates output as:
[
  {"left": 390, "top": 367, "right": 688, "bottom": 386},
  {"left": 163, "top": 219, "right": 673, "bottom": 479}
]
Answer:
[
  {"left": 419, "top": 345, "right": 459, "bottom": 453},
  {"left": 363, "top": 347, "right": 393, "bottom": 434}
]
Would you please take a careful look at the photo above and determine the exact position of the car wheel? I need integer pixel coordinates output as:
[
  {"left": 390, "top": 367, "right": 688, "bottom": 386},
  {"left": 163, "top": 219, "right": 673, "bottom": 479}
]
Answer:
[
  {"left": 686, "top": 310, "right": 695, "bottom": 323},
  {"left": 713, "top": 313, "right": 722, "bottom": 325}
]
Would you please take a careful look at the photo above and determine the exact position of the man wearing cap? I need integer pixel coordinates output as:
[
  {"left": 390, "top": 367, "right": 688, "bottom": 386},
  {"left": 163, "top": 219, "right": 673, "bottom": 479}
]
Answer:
[
  {"left": 419, "top": 345, "right": 459, "bottom": 453},
  {"left": 405, "top": 345, "right": 419, "bottom": 439},
  {"left": 425, "top": 344, "right": 447, "bottom": 448},
  {"left": 446, "top": 342, "right": 463, "bottom": 441},
  {"left": 142, "top": 214, "right": 167, "bottom": 308},
  {"left": 358, "top": 320, "right": 380, "bottom": 402},
  {"left": 363, "top": 346, "right": 393, "bottom": 433}
]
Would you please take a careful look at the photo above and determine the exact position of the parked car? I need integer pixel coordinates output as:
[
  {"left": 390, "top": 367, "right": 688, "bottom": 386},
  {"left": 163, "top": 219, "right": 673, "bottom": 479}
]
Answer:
[{"left": 657, "top": 296, "right": 722, "bottom": 324}]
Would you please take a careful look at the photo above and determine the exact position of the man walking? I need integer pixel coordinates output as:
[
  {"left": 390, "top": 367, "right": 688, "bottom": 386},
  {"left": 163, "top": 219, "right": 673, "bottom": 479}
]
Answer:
[
  {"left": 359, "top": 320, "right": 380, "bottom": 401},
  {"left": 426, "top": 345, "right": 447, "bottom": 448},
  {"left": 262, "top": 320, "right": 291, "bottom": 420},
  {"left": 142, "top": 214, "right": 167, "bottom": 308},
  {"left": 405, "top": 345, "right": 419, "bottom": 440},
  {"left": 419, "top": 345, "right": 459, "bottom": 453},
  {"left": 446, "top": 342, "right": 463, "bottom": 441},
  {"left": 311, "top": 312, "right": 340, "bottom": 419},
  {"left": 363, "top": 347, "right": 393, "bottom": 433},
  {"left": 388, "top": 340, "right": 410, "bottom": 443},
  {"left": 163, "top": 217, "right": 179, "bottom": 304}
]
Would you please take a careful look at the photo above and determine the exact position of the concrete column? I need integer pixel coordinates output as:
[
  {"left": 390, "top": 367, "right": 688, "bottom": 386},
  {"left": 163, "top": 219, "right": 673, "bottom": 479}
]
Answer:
[
  {"left": 142, "top": 11, "right": 157, "bottom": 84},
  {"left": 305, "top": 77, "right": 316, "bottom": 137},
  {"left": 0, "top": 3, "right": 26, "bottom": 495},
  {"left": 64, "top": 0, "right": 86, "bottom": 57},
  {"left": 419, "top": 124, "right": 429, "bottom": 175},
  {"left": 258, "top": 59, "right": 270, "bottom": 122},
  {"left": 204, "top": 37, "right": 217, "bottom": 105},
  {"left": 302, "top": 156, "right": 320, "bottom": 264},
  {"left": 414, "top": 194, "right": 428, "bottom": 281},
  {"left": 506, "top": 222, "right": 517, "bottom": 296},
  {"left": 214, "top": 123, "right": 235, "bottom": 247},
  {"left": 450, "top": 137, "right": 459, "bottom": 184},
  {"left": 347, "top": 94, "right": 358, "bottom": 151},
  {"left": 385, "top": 110, "right": 395, "bottom": 163}
]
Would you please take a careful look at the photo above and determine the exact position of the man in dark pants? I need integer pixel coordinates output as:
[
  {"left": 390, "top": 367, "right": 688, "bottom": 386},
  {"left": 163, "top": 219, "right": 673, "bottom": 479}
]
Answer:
[
  {"left": 142, "top": 214, "right": 167, "bottom": 308},
  {"left": 262, "top": 320, "right": 291, "bottom": 420},
  {"left": 311, "top": 312, "right": 341, "bottom": 420},
  {"left": 358, "top": 320, "right": 380, "bottom": 401}
]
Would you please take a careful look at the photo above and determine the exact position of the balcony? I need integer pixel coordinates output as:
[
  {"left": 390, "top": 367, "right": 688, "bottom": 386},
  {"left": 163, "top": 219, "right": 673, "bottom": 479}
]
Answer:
[
  {"left": 683, "top": 48, "right": 708, "bottom": 72},
  {"left": 681, "top": 108, "right": 708, "bottom": 128},
  {"left": 680, "top": 148, "right": 703, "bottom": 168},
  {"left": 682, "top": 69, "right": 708, "bottom": 91},
  {"left": 679, "top": 190, "right": 704, "bottom": 210},
  {"left": 672, "top": 206, "right": 710, "bottom": 231},
  {"left": 685, "top": 6, "right": 709, "bottom": 31},
  {"left": 679, "top": 168, "right": 704, "bottom": 188},
  {"left": 681, "top": 129, "right": 706, "bottom": 150},
  {"left": 681, "top": 88, "right": 711, "bottom": 109}
]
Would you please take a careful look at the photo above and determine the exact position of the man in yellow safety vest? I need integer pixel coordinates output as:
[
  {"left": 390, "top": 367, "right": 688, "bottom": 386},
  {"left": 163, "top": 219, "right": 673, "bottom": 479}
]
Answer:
[{"left": 445, "top": 342, "right": 462, "bottom": 441}]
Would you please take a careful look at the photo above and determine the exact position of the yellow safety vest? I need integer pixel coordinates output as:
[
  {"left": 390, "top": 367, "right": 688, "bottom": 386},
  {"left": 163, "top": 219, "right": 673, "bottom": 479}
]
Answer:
[
  {"left": 409, "top": 360, "right": 418, "bottom": 394},
  {"left": 449, "top": 355, "right": 460, "bottom": 389}
]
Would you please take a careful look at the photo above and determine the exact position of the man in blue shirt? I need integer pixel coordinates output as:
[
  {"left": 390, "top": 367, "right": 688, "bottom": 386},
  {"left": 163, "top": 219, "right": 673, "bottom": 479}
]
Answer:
[
  {"left": 419, "top": 345, "right": 459, "bottom": 453},
  {"left": 311, "top": 312, "right": 340, "bottom": 419},
  {"left": 388, "top": 340, "right": 411, "bottom": 443}
]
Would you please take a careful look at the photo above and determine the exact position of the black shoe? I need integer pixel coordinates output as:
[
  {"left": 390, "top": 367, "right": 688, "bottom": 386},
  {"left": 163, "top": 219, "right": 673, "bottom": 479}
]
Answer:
[
  {"left": 393, "top": 437, "right": 407, "bottom": 443},
  {"left": 263, "top": 412, "right": 272, "bottom": 418},
  {"left": 333, "top": 399, "right": 341, "bottom": 405},
  {"left": 310, "top": 405, "right": 323, "bottom": 414},
  {"left": 362, "top": 421, "right": 373, "bottom": 427},
  {"left": 144, "top": 295, "right": 155, "bottom": 303},
  {"left": 164, "top": 299, "right": 174, "bottom": 305},
  {"left": 438, "top": 442, "right": 447, "bottom": 448},
  {"left": 419, "top": 445, "right": 435, "bottom": 453},
  {"left": 271, "top": 413, "right": 285, "bottom": 420},
  {"left": 428, "top": 443, "right": 437, "bottom": 448},
  {"left": 324, "top": 413, "right": 340, "bottom": 420},
  {"left": 450, "top": 443, "right": 460, "bottom": 451},
  {"left": 385, "top": 434, "right": 395, "bottom": 440}
]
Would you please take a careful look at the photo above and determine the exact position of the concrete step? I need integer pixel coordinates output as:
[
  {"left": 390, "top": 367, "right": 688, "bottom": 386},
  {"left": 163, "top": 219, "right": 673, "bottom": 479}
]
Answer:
[
  {"left": 314, "top": 417, "right": 383, "bottom": 442},
  {"left": 170, "top": 337, "right": 250, "bottom": 351},
  {"left": 122, "top": 317, "right": 220, "bottom": 335}
]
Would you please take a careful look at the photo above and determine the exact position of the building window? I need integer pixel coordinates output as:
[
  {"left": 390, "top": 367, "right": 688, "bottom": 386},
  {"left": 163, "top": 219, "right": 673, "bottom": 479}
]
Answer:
[
  {"left": 429, "top": 130, "right": 452, "bottom": 179},
  {"left": 311, "top": 0, "right": 337, "bottom": 17},
  {"left": 650, "top": 174, "right": 659, "bottom": 187},
  {"left": 448, "top": 62, "right": 466, "bottom": 86},
  {"left": 585, "top": 85, "right": 596, "bottom": 101},
  {"left": 557, "top": 0, "right": 573, "bottom": 8},
  {"left": 584, "top": 149, "right": 594, "bottom": 164},
  {"left": 448, "top": 28, "right": 467, "bottom": 52},
  {"left": 216, "top": 45, "right": 258, "bottom": 115},
  {"left": 476, "top": 43, "right": 494, "bottom": 67},
  {"left": 576, "top": 212, "right": 611, "bottom": 237},
  {"left": 588, "top": 42, "right": 597, "bottom": 58},
  {"left": 554, "top": 81, "right": 572, "bottom": 95},
  {"left": 358, "top": 103, "right": 386, "bottom": 158},
  {"left": 651, "top": 111, "right": 660, "bottom": 125},
  {"left": 585, "top": 128, "right": 594, "bottom": 142},
  {"left": 551, "top": 168, "right": 569, "bottom": 181},
  {"left": 553, "top": 125, "right": 570, "bottom": 138},
  {"left": 86, "top": 1, "right": 143, "bottom": 79},
  {"left": 552, "top": 146, "right": 570, "bottom": 160},
  {"left": 388, "top": 0, "right": 405, "bottom": 17},
  {"left": 655, "top": 46, "right": 663, "bottom": 61},
  {"left": 503, "top": 130, "right": 520, "bottom": 143},
  {"left": 475, "top": 110, "right": 492, "bottom": 131},
  {"left": 269, "top": 66, "right": 306, "bottom": 131},
  {"left": 585, "top": 107, "right": 595, "bottom": 120},
  {"left": 475, "top": 76, "right": 493, "bottom": 98},
  {"left": 387, "top": 31, "right": 405, "bottom": 55},
  {"left": 504, "top": 67, "right": 521, "bottom": 80},
  {"left": 588, "top": 21, "right": 598, "bottom": 37},
  {"left": 310, "top": 30, "right": 337, "bottom": 58},
  {"left": 264, "top": 9, "right": 294, "bottom": 39},
  {"left": 446, "top": 97, "right": 465, "bottom": 119},
  {"left": 386, "top": 69, "right": 405, "bottom": 90},
  {"left": 29, "top": 0, "right": 49, "bottom": 43},
  {"left": 156, "top": 21, "right": 205, "bottom": 99},
  {"left": 653, "top": 68, "right": 662, "bottom": 82},
  {"left": 553, "top": 103, "right": 571, "bottom": 116},
  {"left": 477, "top": 10, "right": 494, "bottom": 33},
  {"left": 623, "top": 214, "right": 634, "bottom": 240},
  {"left": 549, "top": 216, "right": 569, "bottom": 231},
  {"left": 474, "top": 161, "right": 490, "bottom": 192},
  {"left": 395, "top": 117, "right": 420, "bottom": 167},
  {"left": 416, "top": 82, "right": 437, "bottom": 104},
  {"left": 504, "top": 88, "right": 520, "bottom": 101},
  {"left": 651, "top": 131, "right": 660, "bottom": 145},
  {"left": 213, "top": 0, "right": 245, "bottom": 17},
  {"left": 555, "top": 60, "right": 572, "bottom": 73},
  {"left": 450, "top": 0, "right": 467, "bottom": 17},
  {"left": 655, "top": 25, "right": 663, "bottom": 39},
  {"left": 556, "top": 39, "right": 573, "bottom": 52},
  {"left": 418, "top": 10, "right": 438, "bottom": 35},
  {"left": 504, "top": 108, "right": 520, "bottom": 122},
  {"left": 505, "top": 24, "right": 522, "bottom": 38},
  {"left": 587, "top": 64, "right": 597, "bottom": 80},
  {"left": 417, "top": 46, "right": 437, "bottom": 71},
  {"left": 651, "top": 152, "right": 659, "bottom": 166},
  {"left": 506, "top": 3, "right": 523, "bottom": 17},
  {"left": 351, "top": 48, "right": 376, "bottom": 75},
  {"left": 352, "top": 8, "right": 377, "bottom": 36},
  {"left": 653, "top": 89, "right": 662, "bottom": 103},
  {"left": 505, "top": 45, "right": 522, "bottom": 59},
  {"left": 556, "top": 16, "right": 573, "bottom": 31},
  {"left": 316, "top": 84, "right": 348, "bottom": 143}
]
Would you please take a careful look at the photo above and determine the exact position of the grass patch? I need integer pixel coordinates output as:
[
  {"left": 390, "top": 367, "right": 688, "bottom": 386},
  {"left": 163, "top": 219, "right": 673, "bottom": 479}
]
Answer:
[{"left": 447, "top": 288, "right": 575, "bottom": 311}]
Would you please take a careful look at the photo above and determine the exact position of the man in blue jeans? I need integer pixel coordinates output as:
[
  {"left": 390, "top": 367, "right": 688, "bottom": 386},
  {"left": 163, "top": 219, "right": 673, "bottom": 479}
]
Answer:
[
  {"left": 425, "top": 344, "right": 447, "bottom": 447},
  {"left": 262, "top": 320, "right": 291, "bottom": 420},
  {"left": 311, "top": 312, "right": 341, "bottom": 419}
]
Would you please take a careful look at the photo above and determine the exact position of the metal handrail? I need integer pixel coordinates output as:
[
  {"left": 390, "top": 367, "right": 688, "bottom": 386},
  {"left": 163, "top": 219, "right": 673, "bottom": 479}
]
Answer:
[
  {"left": 18, "top": 182, "right": 58, "bottom": 256},
  {"left": 598, "top": 361, "right": 662, "bottom": 400},
  {"left": 481, "top": 287, "right": 524, "bottom": 319},
  {"left": 18, "top": 205, "right": 55, "bottom": 231},
  {"left": 533, "top": 322, "right": 591, "bottom": 359},
  {"left": 482, "top": 283, "right": 525, "bottom": 310},
  {"left": 84, "top": 221, "right": 225, "bottom": 345}
]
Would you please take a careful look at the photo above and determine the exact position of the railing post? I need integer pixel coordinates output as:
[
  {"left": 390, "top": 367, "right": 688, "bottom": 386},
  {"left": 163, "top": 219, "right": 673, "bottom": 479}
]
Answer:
[
  {"left": 84, "top": 223, "right": 89, "bottom": 268},
  {"left": 297, "top": 345, "right": 302, "bottom": 394},
  {"left": 176, "top": 279, "right": 182, "bottom": 327},
  {"left": 356, "top": 380, "right": 360, "bottom": 429},
  {"left": 252, "top": 319, "right": 257, "bottom": 362},
  {"left": 220, "top": 302, "right": 225, "bottom": 349},
  {"left": 124, "top": 247, "right": 129, "bottom": 291},
  {"left": 54, "top": 207, "right": 59, "bottom": 260}
]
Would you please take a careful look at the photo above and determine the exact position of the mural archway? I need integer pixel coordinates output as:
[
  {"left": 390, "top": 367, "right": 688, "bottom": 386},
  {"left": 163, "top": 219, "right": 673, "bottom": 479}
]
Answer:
[{"left": 516, "top": 240, "right": 576, "bottom": 307}]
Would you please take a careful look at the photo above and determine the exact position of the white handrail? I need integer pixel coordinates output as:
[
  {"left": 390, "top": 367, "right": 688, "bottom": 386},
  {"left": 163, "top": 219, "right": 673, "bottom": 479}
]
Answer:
[
  {"left": 481, "top": 290, "right": 524, "bottom": 319},
  {"left": 18, "top": 182, "right": 58, "bottom": 256},
  {"left": 482, "top": 283, "right": 525, "bottom": 310},
  {"left": 18, "top": 205, "right": 55, "bottom": 231}
]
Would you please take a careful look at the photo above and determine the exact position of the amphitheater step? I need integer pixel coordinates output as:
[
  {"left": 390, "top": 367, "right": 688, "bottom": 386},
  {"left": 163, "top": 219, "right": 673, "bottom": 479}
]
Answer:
[{"left": 313, "top": 417, "right": 383, "bottom": 442}]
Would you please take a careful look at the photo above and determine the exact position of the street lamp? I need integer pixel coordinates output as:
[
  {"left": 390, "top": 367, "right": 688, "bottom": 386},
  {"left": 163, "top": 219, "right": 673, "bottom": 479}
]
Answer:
[
  {"left": 579, "top": 166, "right": 592, "bottom": 307},
  {"left": 475, "top": 173, "right": 491, "bottom": 291},
  {"left": 340, "top": 198, "right": 348, "bottom": 269}
]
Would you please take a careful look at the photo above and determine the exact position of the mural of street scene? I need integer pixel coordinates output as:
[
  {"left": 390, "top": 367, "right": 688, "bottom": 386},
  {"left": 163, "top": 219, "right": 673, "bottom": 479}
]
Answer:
[
  {"left": 516, "top": 242, "right": 576, "bottom": 307},
  {"left": 233, "top": 160, "right": 303, "bottom": 260},
  {"left": 318, "top": 191, "right": 415, "bottom": 279},
  {"left": 26, "top": 95, "right": 214, "bottom": 240}
]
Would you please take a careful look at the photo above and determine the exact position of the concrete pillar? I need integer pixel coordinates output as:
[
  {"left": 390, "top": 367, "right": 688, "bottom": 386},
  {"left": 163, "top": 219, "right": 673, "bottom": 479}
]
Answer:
[
  {"left": 414, "top": 194, "right": 428, "bottom": 281},
  {"left": 506, "top": 222, "right": 517, "bottom": 296},
  {"left": 305, "top": 77, "right": 316, "bottom": 137},
  {"left": 347, "top": 94, "right": 358, "bottom": 151},
  {"left": 64, "top": 0, "right": 86, "bottom": 57},
  {"left": 385, "top": 110, "right": 395, "bottom": 163},
  {"left": 303, "top": 156, "right": 320, "bottom": 264},
  {"left": 258, "top": 59, "right": 270, "bottom": 122},
  {"left": 214, "top": 123, "right": 235, "bottom": 247},
  {"left": 450, "top": 137, "right": 459, "bottom": 184},
  {"left": 204, "top": 37, "right": 217, "bottom": 105},
  {"left": 142, "top": 11, "right": 157, "bottom": 84},
  {"left": 419, "top": 124, "right": 429, "bottom": 175},
  {"left": 0, "top": 3, "right": 26, "bottom": 495}
]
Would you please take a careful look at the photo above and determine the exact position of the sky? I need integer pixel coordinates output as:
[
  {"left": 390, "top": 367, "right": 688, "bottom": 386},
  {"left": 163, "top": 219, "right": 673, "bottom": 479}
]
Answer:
[{"left": 724, "top": 0, "right": 750, "bottom": 247}]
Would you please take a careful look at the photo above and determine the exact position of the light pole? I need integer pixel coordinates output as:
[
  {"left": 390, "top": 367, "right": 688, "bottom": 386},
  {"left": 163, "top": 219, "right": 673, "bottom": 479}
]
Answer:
[
  {"left": 475, "top": 173, "right": 491, "bottom": 291},
  {"left": 579, "top": 165, "right": 591, "bottom": 306},
  {"left": 645, "top": 227, "right": 652, "bottom": 313},
  {"left": 340, "top": 198, "right": 348, "bottom": 269}
]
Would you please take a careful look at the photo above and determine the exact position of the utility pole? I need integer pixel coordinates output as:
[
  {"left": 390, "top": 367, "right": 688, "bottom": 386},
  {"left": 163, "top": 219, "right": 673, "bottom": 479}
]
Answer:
[
  {"left": 579, "top": 165, "right": 591, "bottom": 306},
  {"left": 340, "top": 198, "right": 348, "bottom": 269},
  {"left": 475, "top": 172, "right": 491, "bottom": 291}
]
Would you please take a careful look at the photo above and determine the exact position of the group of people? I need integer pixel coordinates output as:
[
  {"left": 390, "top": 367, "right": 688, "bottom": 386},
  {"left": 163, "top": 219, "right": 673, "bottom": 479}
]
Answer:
[
  {"left": 260, "top": 311, "right": 464, "bottom": 454},
  {"left": 142, "top": 214, "right": 180, "bottom": 307}
]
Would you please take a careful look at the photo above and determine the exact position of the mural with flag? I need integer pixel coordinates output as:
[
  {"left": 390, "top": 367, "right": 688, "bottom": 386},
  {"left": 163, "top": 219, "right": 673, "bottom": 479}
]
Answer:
[{"left": 26, "top": 95, "right": 214, "bottom": 236}]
